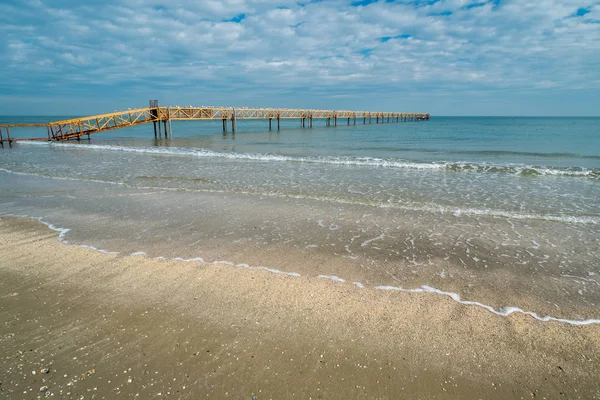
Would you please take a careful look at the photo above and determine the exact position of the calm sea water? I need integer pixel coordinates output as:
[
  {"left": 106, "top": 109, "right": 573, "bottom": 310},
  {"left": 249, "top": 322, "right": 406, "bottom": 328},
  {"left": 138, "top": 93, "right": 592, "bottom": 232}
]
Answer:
[{"left": 1, "top": 116, "right": 599, "bottom": 322}]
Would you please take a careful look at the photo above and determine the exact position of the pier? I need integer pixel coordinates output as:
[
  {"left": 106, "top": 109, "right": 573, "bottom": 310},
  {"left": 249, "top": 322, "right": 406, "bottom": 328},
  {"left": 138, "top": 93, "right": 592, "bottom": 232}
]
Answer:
[{"left": 0, "top": 101, "right": 429, "bottom": 145}]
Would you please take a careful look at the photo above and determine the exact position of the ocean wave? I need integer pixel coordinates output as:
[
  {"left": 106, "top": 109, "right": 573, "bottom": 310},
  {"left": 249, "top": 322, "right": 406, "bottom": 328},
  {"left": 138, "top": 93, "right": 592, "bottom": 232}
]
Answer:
[
  {"left": 1, "top": 167, "right": 598, "bottom": 225},
  {"left": 400, "top": 147, "right": 600, "bottom": 160},
  {"left": 18, "top": 141, "right": 600, "bottom": 179},
  {"left": 0, "top": 167, "right": 125, "bottom": 186},
  {"left": 444, "top": 162, "right": 599, "bottom": 178}
]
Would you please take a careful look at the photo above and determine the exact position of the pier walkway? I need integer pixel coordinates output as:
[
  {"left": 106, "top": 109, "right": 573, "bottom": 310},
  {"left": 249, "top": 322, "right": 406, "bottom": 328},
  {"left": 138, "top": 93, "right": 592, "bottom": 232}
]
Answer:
[{"left": 0, "top": 102, "right": 429, "bottom": 144}]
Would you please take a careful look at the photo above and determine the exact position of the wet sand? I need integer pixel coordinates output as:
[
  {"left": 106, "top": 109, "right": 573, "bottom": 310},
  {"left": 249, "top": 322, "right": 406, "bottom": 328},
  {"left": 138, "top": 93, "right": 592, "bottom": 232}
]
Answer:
[{"left": 1, "top": 216, "right": 599, "bottom": 399}]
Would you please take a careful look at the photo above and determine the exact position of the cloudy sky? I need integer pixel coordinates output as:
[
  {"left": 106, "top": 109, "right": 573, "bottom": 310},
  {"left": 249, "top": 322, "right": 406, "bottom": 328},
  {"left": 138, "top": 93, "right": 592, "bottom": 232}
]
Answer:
[{"left": 1, "top": 0, "right": 599, "bottom": 115}]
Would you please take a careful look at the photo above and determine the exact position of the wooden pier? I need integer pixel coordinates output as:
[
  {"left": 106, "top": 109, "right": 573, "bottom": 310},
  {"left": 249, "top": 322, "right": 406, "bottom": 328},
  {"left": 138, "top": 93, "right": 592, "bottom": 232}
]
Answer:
[{"left": 0, "top": 101, "right": 429, "bottom": 145}]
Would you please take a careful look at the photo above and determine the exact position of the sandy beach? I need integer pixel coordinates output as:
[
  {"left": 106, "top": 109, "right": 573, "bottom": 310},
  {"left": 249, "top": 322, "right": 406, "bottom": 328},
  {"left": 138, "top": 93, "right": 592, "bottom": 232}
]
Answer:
[{"left": 1, "top": 216, "right": 599, "bottom": 399}]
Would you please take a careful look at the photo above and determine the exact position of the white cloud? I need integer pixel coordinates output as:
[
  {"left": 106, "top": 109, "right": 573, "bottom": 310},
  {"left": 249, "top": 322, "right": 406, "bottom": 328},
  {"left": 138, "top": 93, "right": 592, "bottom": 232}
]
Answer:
[{"left": 0, "top": 0, "right": 598, "bottom": 114}]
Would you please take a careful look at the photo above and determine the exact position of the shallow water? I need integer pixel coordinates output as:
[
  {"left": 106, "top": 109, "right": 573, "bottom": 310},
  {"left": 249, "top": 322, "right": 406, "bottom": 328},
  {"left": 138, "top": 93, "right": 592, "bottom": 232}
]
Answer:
[{"left": 1, "top": 116, "right": 599, "bottom": 322}]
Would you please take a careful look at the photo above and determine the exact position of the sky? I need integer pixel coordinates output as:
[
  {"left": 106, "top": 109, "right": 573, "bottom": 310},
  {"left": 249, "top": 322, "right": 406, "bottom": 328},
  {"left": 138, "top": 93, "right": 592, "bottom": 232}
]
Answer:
[{"left": 1, "top": 0, "right": 599, "bottom": 116}]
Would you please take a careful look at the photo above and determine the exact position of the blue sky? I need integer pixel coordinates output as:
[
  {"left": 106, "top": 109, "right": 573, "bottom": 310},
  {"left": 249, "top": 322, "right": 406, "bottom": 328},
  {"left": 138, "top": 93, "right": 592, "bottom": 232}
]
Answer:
[{"left": 1, "top": 0, "right": 599, "bottom": 115}]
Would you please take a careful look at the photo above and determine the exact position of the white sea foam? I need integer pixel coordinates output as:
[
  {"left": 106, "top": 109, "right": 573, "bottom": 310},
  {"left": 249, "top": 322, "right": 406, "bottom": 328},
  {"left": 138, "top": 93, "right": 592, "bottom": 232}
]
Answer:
[
  {"left": 1, "top": 166, "right": 598, "bottom": 225},
  {"left": 0, "top": 167, "right": 125, "bottom": 186},
  {"left": 2, "top": 213, "right": 599, "bottom": 326},
  {"left": 18, "top": 141, "right": 598, "bottom": 178},
  {"left": 361, "top": 233, "right": 386, "bottom": 247},
  {"left": 375, "top": 285, "right": 600, "bottom": 326},
  {"left": 317, "top": 274, "right": 346, "bottom": 282}
]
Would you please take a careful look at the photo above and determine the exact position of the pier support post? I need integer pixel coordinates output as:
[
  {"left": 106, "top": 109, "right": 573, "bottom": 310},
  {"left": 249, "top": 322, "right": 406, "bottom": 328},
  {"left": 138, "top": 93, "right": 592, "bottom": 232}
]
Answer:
[
  {"left": 163, "top": 120, "right": 168, "bottom": 137},
  {"left": 277, "top": 115, "right": 281, "bottom": 130},
  {"left": 363, "top": 117, "right": 366, "bottom": 124},
  {"left": 347, "top": 117, "right": 350, "bottom": 126},
  {"left": 0, "top": 127, "right": 3, "bottom": 147},
  {"left": 149, "top": 100, "right": 159, "bottom": 138},
  {"left": 168, "top": 107, "right": 173, "bottom": 138},
  {"left": 222, "top": 118, "right": 227, "bottom": 132},
  {"left": 231, "top": 112, "right": 236, "bottom": 132},
  {"left": 334, "top": 116, "right": 337, "bottom": 126},
  {"left": 269, "top": 118, "right": 272, "bottom": 130},
  {"left": 309, "top": 116, "right": 313, "bottom": 128},
  {"left": 354, "top": 116, "right": 356, "bottom": 125}
]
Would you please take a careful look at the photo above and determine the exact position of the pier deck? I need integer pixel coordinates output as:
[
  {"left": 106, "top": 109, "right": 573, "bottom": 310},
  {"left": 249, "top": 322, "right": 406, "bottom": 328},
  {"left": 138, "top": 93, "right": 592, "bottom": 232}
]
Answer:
[{"left": 0, "top": 104, "right": 429, "bottom": 144}]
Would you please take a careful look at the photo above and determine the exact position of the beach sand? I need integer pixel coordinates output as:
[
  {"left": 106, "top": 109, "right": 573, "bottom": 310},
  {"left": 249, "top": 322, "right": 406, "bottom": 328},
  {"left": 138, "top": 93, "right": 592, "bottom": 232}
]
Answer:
[{"left": 1, "top": 216, "right": 599, "bottom": 399}]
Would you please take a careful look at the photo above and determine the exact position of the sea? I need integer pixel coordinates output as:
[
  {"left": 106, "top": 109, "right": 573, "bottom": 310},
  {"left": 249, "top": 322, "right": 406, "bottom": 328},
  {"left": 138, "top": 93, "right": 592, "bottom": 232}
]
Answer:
[{"left": 1, "top": 116, "right": 599, "bottom": 324}]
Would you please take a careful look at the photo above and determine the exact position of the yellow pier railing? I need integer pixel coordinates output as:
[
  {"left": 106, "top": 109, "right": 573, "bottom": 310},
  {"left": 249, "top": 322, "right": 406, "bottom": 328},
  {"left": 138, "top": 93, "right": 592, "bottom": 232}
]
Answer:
[{"left": 0, "top": 103, "right": 429, "bottom": 144}]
